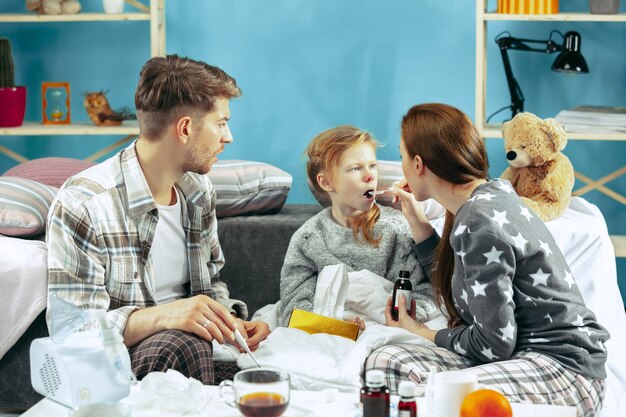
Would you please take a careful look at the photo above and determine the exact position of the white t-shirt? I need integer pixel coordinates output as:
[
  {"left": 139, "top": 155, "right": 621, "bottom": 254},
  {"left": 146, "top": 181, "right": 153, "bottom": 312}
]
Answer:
[{"left": 152, "top": 187, "right": 189, "bottom": 304}]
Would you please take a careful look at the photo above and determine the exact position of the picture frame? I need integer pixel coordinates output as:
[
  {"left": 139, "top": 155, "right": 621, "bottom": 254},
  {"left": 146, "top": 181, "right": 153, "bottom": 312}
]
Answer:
[{"left": 42, "top": 81, "right": 71, "bottom": 125}]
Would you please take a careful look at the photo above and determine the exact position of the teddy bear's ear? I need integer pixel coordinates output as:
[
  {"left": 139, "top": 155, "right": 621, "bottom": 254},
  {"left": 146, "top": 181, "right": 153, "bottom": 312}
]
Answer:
[
  {"left": 501, "top": 119, "right": 509, "bottom": 137},
  {"left": 541, "top": 118, "right": 567, "bottom": 152}
]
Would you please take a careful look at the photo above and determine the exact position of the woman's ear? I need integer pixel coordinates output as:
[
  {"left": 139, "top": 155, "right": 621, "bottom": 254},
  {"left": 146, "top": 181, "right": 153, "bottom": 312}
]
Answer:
[
  {"left": 176, "top": 116, "right": 192, "bottom": 144},
  {"left": 413, "top": 154, "right": 425, "bottom": 176},
  {"left": 317, "top": 173, "right": 334, "bottom": 193}
]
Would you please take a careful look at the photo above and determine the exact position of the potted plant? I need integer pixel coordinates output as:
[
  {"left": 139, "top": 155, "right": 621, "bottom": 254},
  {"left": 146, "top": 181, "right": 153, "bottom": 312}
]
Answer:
[{"left": 0, "top": 38, "right": 26, "bottom": 128}]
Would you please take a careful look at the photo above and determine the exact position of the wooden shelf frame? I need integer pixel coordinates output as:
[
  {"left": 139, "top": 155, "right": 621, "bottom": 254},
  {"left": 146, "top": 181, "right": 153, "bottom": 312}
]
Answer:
[
  {"left": 0, "top": 13, "right": 151, "bottom": 23},
  {"left": 0, "top": 121, "right": 139, "bottom": 136},
  {"left": 0, "top": 0, "right": 164, "bottom": 163},
  {"left": 479, "top": 124, "right": 626, "bottom": 141},
  {"left": 475, "top": 1, "right": 625, "bottom": 258},
  {"left": 484, "top": 12, "right": 626, "bottom": 22}
]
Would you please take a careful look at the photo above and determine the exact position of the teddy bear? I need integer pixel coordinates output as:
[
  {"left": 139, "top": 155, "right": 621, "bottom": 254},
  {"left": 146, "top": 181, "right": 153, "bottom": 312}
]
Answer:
[
  {"left": 500, "top": 112, "right": 575, "bottom": 222},
  {"left": 26, "top": 0, "right": 81, "bottom": 15}
]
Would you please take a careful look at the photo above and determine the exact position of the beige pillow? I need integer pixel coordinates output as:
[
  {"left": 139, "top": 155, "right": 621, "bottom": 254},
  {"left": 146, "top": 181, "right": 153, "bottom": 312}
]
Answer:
[{"left": 208, "top": 160, "right": 292, "bottom": 217}]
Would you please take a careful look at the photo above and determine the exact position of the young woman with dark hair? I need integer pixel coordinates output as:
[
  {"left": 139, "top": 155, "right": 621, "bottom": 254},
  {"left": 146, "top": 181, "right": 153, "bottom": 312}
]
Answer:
[{"left": 365, "top": 103, "right": 609, "bottom": 416}]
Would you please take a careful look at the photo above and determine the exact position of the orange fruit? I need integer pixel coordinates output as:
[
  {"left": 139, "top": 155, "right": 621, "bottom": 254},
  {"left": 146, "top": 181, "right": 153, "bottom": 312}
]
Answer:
[{"left": 460, "top": 389, "right": 513, "bottom": 417}]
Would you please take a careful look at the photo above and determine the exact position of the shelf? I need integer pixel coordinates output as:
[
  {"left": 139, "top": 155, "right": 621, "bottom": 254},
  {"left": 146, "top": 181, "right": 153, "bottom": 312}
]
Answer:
[
  {"left": 479, "top": 124, "right": 626, "bottom": 141},
  {"left": 483, "top": 12, "right": 626, "bottom": 22},
  {"left": 0, "top": 121, "right": 139, "bottom": 136},
  {"left": 0, "top": 12, "right": 151, "bottom": 23},
  {"left": 611, "top": 235, "right": 626, "bottom": 257}
]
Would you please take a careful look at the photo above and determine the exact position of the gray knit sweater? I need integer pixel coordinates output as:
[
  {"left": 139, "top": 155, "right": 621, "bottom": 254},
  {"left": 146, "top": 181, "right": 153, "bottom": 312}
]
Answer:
[
  {"left": 419, "top": 180, "right": 609, "bottom": 380},
  {"left": 279, "top": 205, "right": 437, "bottom": 327}
]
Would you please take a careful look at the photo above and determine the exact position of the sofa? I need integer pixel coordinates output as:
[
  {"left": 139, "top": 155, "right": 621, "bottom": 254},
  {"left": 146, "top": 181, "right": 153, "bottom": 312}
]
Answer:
[
  {"left": 1, "top": 158, "right": 625, "bottom": 416},
  {"left": 0, "top": 203, "right": 323, "bottom": 411}
]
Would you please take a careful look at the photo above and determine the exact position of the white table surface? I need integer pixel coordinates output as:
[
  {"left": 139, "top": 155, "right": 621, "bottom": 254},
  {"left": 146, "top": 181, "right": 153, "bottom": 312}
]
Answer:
[{"left": 21, "top": 384, "right": 577, "bottom": 417}]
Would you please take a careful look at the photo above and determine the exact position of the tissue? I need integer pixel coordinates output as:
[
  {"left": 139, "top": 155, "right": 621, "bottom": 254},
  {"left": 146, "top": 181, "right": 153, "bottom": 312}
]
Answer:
[{"left": 127, "top": 369, "right": 214, "bottom": 413}]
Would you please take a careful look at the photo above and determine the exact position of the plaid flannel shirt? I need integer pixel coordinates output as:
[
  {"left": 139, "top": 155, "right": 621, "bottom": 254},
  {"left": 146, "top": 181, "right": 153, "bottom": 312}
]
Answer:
[{"left": 46, "top": 143, "right": 247, "bottom": 335}]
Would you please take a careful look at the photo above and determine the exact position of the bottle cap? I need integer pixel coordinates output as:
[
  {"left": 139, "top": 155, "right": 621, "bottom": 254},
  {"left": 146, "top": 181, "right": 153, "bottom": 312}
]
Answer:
[
  {"left": 399, "top": 270, "right": 410, "bottom": 278},
  {"left": 398, "top": 380, "right": 417, "bottom": 398},
  {"left": 365, "top": 369, "right": 385, "bottom": 387}
]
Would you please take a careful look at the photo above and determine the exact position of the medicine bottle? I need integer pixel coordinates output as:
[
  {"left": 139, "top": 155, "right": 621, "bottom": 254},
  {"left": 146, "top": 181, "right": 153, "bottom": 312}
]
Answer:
[
  {"left": 360, "top": 369, "right": 390, "bottom": 417},
  {"left": 397, "top": 380, "right": 418, "bottom": 417},
  {"left": 392, "top": 270, "right": 412, "bottom": 320}
]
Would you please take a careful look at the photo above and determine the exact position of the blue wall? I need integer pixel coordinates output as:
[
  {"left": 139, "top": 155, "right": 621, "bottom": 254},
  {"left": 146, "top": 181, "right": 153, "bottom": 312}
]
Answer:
[{"left": 1, "top": 0, "right": 625, "bottom": 300}]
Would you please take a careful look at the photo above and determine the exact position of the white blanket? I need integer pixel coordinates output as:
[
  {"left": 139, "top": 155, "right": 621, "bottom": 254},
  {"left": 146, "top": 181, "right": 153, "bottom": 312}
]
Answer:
[
  {"left": 1, "top": 198, "right": 624, "bottom": 416},
  {"left": 235, "top": 265, "right": 444, "bottom": 391},
  {"left": 544, "top": 198, "right": 626, "bottom": 417},
  {"left": 0, "top": 236, "right": 48, "bottom": 359},
  {"left": 239, "top": 197, "right": 625, "bottom": 417}
]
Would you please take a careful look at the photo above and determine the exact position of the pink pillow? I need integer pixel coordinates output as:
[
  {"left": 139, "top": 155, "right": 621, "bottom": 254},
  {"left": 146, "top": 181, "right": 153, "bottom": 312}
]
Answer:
[{"left": 3, "top": 157, "right": 96, "bottom": 189}]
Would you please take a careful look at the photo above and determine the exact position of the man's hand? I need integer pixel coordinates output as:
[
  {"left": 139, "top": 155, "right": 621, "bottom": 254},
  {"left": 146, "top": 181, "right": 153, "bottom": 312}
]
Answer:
[
  {"left": 124, "top": 294, "right": 238, "bottom": 347},
  {"left": 242, "top": 320, "right": 270, "bottom": 351},
  {"left": 163, "top": 294, "right": 239, "bottom": 344}
]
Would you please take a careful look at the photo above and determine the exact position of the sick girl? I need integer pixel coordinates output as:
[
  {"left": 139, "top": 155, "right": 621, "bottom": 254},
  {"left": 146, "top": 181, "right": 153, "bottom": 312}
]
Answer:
[{"left": 279, "top": 125, "right": 439, "bottom": 327}]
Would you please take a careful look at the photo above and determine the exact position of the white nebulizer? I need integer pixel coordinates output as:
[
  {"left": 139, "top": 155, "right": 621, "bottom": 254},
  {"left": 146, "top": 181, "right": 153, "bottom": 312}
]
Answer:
[{"left": 29, "top": 295, "right": 133, "bottom": 407}]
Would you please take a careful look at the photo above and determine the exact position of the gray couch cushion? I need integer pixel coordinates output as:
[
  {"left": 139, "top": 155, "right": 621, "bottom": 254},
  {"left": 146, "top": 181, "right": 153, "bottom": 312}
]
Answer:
[{"left": 218, "top": 204, "right": 322, "bottom": 317}]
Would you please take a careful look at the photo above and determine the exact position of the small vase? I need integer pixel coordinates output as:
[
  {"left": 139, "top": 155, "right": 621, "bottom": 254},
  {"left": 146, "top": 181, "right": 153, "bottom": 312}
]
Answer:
[
  {"left": 589, "top": 0, "right": 620, "bottom": 14},
  {"left": 102, "top": 0, "right": 124, "bottom": 14},
  {"left": 0, "top": 86, "right": 26, "bottom": 128}
]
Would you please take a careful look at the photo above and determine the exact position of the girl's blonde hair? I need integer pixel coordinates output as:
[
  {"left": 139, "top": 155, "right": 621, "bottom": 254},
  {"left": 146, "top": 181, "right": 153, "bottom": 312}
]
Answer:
[{"left": 306, "top": 125, "right": 381, "bottom": 246}]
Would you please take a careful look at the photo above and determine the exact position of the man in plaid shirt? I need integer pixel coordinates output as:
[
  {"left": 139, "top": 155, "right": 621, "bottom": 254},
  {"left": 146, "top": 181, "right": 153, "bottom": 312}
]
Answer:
[{"left": 46, "top": 55, "right": 270, "bottom": 384}]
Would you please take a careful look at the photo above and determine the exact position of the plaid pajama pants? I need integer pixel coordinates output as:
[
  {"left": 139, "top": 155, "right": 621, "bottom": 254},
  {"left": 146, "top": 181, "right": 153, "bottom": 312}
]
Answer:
[
  {"left": 128, "top": 329, "right": 240, "bottom": 385},
  {"left": 365, "top": 344, "right": 605, "bottom": 417}
]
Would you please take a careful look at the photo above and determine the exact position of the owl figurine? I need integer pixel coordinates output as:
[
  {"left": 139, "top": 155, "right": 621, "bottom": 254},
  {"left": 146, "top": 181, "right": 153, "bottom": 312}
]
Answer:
[{"left": 83, "top": 91, "right": 136, "bottom": 127}]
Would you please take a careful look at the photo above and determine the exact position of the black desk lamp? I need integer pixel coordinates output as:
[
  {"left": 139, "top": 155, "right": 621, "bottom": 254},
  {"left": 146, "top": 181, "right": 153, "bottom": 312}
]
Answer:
[{"left": 490, "top": 30, "right": 589, "bottom": 121}]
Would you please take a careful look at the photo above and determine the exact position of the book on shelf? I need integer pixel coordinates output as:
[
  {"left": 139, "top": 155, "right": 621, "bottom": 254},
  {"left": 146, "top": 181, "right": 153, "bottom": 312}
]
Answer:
[{"left": 555, "top": 105, "right": 626, "bottom": 133}]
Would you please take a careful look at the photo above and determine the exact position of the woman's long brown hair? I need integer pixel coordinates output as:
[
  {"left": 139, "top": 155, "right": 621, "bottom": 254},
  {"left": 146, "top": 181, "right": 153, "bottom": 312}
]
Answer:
[
  {"left": 401, "top": 104, "right": 489, "bottom": 327},
  {"left": 306, "top": 126, "right": 381, "bottom": 246}
]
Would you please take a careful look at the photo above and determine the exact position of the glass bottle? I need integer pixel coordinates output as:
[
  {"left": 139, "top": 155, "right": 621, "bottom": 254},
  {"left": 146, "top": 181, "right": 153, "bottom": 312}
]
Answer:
[
  {"left": 392, "top": 270, "right": 412, "bottom": 320},
  {"left": 397, "top": 381, "right": 418, "bottom": 417},
  {"left": 361, "top": 369, "right": 390, "bottom": 417}
]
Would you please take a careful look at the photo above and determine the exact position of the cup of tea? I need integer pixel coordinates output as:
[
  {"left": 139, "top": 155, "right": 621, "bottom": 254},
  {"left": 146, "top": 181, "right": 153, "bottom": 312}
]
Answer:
[
  {"left": 219, "top": 368, "right": 290, "bottom": 417},
  {"left": 432, "top": 371, "right": 479, "bottom": 417}
]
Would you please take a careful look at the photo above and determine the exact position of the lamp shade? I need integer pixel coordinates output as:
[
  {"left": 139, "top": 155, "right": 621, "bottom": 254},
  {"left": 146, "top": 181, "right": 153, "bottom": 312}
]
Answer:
[{"left": 551, "top": 31, "right": 589, "bottom": 73}]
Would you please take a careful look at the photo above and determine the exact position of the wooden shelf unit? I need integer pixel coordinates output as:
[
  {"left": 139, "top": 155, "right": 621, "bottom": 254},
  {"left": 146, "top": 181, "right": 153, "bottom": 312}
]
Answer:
[
  {"left": 475, "top": 1, "right": 626, "bottom": 258},
  {"left": 0, "top": 0, "right": 165, "bottom": 163},
  {"left": 0, "top": 12, "right": 151, "bottom": 23},
  {"left": 480, "top": 124, "right": 626, "bottom": 141},
  {"left": 483, "top": 12, "right": 626, "bottom": 22},
  {"left": 0, "top": 121, "right": 139, "bottom": 136}
]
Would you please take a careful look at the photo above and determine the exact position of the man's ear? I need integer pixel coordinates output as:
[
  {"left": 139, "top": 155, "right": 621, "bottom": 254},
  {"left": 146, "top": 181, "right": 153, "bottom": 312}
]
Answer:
[
  {"left": 317, "top": 173, "right": 333, "bottom": 193},
  {"left": 176, "top": 116, "right": 192, "bottom": 144}
]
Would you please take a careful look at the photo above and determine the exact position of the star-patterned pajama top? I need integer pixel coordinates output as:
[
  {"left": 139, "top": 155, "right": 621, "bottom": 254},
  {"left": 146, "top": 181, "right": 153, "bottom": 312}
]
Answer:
[{"left": 428, "top": 179, "right": 609, "bottom": 380}]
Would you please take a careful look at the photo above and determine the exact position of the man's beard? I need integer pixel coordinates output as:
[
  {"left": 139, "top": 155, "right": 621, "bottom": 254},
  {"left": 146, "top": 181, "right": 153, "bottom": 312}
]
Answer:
[{"left": 181, "top": 144, "right": 215, "bottom": 175}]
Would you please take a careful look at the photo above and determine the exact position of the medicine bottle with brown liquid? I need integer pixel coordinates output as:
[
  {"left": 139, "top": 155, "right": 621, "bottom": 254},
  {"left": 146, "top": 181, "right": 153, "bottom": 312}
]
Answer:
[
  {"left": 397, "top": 380, "right": 418, "bottom": 417},
  {"left": 392, "top": 270, "right": 412, "bottom": 320},
  {"left": 361, "top": 369, "right": 390, "bottom": 417}
]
